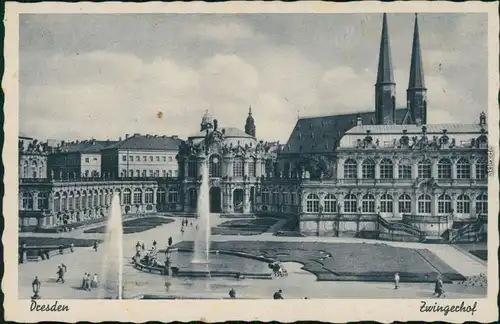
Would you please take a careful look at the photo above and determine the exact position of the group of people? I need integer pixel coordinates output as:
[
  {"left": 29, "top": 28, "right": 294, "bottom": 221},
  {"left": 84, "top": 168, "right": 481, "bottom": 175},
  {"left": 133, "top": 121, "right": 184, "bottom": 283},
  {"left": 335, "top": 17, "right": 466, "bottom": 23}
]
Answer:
[
  {"left": 81, "top": 273, "right": 98, "bottom": 291},
  {"left": 180, "top": 218, "right": 198, "bottom": 234},
  {"left": 269, "top": 262, "right": 287, "bottom": 277},
  {"left": 393, "top": 272, "right": 446, "bottom": 297}
]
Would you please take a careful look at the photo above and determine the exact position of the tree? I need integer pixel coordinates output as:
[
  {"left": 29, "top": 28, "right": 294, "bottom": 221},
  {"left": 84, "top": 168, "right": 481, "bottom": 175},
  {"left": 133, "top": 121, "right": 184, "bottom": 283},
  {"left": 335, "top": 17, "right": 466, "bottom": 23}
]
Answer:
[{"left": 297, "top": 154, "right": 335, "bottom": 180}]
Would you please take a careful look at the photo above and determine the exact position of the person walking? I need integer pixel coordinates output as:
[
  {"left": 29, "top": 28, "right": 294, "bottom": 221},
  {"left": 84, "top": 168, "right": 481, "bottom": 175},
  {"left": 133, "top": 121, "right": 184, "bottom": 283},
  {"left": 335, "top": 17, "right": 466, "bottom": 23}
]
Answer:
[
  {"left": 93, "top": 241, "right": 99, "bottom": 252},
  {"left": 91, "top": 273, "right": 98, "bottom": 288},
  {"left": 81, "top": 273, "right": 88, "bottom": 289},
  {"left": 434, "top": 276, "right": 445, "bottom": 298},
  {"left": 85, "top": 273, "right": 91, "bottom": 291},
  {"left": 56, "top": 266, "right": 65, "bottom": 283},
  {"left": 394, "top": 272, "right": 400, "bottom": 289},
  {"left": 229, "top": 288, "right": 236, "bottom": 299},
  {"left": 168, "top": 237, "right": 173, "bottom": 247}
]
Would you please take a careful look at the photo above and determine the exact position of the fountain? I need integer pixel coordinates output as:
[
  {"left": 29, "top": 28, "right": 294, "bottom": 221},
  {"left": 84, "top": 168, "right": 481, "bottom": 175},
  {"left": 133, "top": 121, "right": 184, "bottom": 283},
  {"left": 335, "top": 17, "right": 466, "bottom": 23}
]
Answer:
[
  {"left": 99, "top": 193, "right": 124, "bottom": 299},
  {"left": 193, "top": 159, "right": 211, "bottom": 263}
]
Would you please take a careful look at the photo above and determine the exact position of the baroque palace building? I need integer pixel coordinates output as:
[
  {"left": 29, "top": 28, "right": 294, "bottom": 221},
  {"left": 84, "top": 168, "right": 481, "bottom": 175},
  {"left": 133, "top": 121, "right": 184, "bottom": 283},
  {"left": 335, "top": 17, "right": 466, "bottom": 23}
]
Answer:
[{"left": 19, "top": 14, "right": 488, "bottom": 242}]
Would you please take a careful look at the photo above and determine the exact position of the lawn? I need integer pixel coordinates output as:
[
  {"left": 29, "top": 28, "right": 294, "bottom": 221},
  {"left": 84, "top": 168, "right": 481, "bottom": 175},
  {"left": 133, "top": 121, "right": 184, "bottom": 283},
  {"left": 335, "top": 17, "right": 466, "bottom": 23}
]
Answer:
[
  {"left": 211, "top": 217, "right": 279, "bottom": 235},
  {"left": 83, "top": 216, "right": 174, "bottom": 234},
  {"left": 19, "top": 237, "right": 102, "bottom": 247},
  {"left": 171, "top": 241, "right": 466, "bottom": 283}
]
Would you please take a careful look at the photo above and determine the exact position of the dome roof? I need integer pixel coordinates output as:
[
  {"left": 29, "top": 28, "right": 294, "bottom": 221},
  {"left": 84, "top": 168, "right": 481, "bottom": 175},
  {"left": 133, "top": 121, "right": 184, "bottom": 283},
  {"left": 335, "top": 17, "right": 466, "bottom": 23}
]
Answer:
[{"left": 201, "top": 110, "right": 213, "bottom": 125}]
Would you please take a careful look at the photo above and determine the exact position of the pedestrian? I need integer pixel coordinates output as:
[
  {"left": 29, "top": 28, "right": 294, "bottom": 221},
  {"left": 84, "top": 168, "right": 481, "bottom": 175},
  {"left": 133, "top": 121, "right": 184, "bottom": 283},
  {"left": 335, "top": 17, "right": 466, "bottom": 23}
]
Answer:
[
  {"left": 229, "top": 288, "right": 236, "bottom": 299},
  {"left": 394, "top": 272, "right": 400, "bottom": 289},
  {"left": 92, "top": 273, "right": 98, "bottom": 288},
  {"left": 434, "top": 276, "right": 445, "bottom": 298},
  {"left": 81, "top": 273, "right": 87, "bottom": 289},
  {"left": 93, "top": 241, "right": 99, "bottom": 252},
  {"left": 190, "top": 222, "right": 193, "bottom": 227},
  {"left": 273, "top": 289, "right": 284, "bottom": 299},
  {"left": 168, "top": 237, "right": 173, "bottom": 246},
  {"left": 70, "top": 243, "right": 74, "bottom": 253},
  {"left": 165, "top": 279, "right": 171, "bottom": 292},
  {"left": 85, "top": 273, "right": 91, "bottom": 291},
  {"left": 56, "top": 266, "right": 65, "bottom": 283},
  {"left": 142, "top": 242, "right": 145, "bottom": 251}
]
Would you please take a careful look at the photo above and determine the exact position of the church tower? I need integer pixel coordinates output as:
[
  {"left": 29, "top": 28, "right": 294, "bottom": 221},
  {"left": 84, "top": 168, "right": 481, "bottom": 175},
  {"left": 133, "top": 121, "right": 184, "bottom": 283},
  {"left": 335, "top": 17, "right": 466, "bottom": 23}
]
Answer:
[
  {"left": 407, "top": 14, "right": 427, "bottom": 125},
  {"left": 244, "top": 106, "right": 256, "bottom": 137},
  {"left": 375, "top": 13, "right": 396, "bottom": 125}
]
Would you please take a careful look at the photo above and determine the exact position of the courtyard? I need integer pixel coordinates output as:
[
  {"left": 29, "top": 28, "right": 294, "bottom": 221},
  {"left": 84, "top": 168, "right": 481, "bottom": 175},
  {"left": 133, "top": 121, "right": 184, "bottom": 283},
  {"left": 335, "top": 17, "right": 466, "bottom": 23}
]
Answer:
[{"left": 18, "top": 214, "right": 488, "bottom": 299}]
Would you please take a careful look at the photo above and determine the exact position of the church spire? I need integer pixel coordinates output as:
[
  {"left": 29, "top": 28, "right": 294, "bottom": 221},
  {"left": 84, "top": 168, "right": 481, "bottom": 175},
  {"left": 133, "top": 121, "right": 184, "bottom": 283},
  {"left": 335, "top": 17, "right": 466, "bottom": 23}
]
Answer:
[
  {"left": 245, "top": 105, "right": 256, "bottom": 137},
  {"left": 375, "top": 13, "right": 396, "bottom": 125},
  {"left": 408, "top": 13, "right": 425, "bottom": 89},
  {"left": 376, "top": 13, "right": 395, "bottom": 84},
  {"left": 407, "top": 13, "right": 427, "bottom": 125}
]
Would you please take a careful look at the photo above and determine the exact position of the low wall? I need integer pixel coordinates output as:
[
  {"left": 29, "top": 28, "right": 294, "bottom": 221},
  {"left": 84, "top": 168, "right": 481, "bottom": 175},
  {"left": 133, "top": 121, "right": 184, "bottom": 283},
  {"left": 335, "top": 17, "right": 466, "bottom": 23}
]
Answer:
[
  {"left": 21, "top": 246, "right": 75, "bottom": 263},
  {"left": 403, "top": 215, "right": 453, "bottom": 236}
]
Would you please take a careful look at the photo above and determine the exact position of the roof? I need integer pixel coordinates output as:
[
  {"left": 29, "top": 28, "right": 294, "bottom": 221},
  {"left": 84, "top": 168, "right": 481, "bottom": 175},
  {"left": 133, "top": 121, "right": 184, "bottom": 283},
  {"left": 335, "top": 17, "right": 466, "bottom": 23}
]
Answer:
[
  {"left": 19, "top": 134, "right": 33, "bottom": 140},
  {"left": 346, "top": 124, "right": 484, "bottom": 135},
  {"left": 280, "top": 108, "right": 408, "bottom": 154},
  {"left": 408, "top": 14, "right": 425, "bottom": 89},
  {"left": 376, "top": 13, "right": 395, "bottom": 84},
  {"left": 189, "top": 127, "right": 253, "bottom": 139},
  {"left": 57, "top": 140, "right": 118, "bottom": 154},
  {"left": 105, "top": 134, "right": 183, "bottom": 151}
]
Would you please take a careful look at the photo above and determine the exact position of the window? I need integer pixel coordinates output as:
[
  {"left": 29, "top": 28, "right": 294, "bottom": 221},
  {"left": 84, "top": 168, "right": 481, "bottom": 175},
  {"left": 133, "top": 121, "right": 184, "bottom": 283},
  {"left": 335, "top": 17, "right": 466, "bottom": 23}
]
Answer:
[
  {"left": 456, "top": 159, "right": 470, "bottom": 179},
  {"left": 68, "top": 191, "right": 74, "bottom": 210},
  {"left": 133, "top": 188, "right": 142, "bottom": 204},
  {"left": 168, "top": 157, "right": 173, "bottom": 162},
  {"left": 272, "top": 192, "right": 279, "bottom": 205},
  {"left": 163, "top": 156, "right": 166, "bottom": 162},
  {"left": 22, "top": 192, "right": 33, "bottom": 210},
  {"left": 156, "top": 156, "right": 160, "bottom": 162},
  {"left": 233, "top": 156, "right": 244, "bottom": 177},
  {"left": 168, "top": 170, "right": 172, "bottom": 177},
  {"left": 123, "top": 189, "right": 132, "bottom": 205},
  {"left": 398, "top": 194, "right": 412, "bottom": 214},
  {"left": 81, "top": 191, "right": 87, "bottom": 209},
  {"left": 142, "top": 170, "right": 147, "bottom": 177},
  {"left": 168, "top": 188, "right": 178, "bottom": 203},
  {"left": 476, "top": 194, "right": 487, "bottom": 214},
  {"left": 398, "top": 159, "right": 412, "bottom": 179},
  {"left": 282, "top": 192, "right": 289, "bottom": 205},
  {"left": 54, "top": 193, "right": 61, "bottom": 212},
  {"left": 418, "top": 194, "right": 431, "bottom": 214},
  {"left": 122, "top": 156, "right": 126, "bottom": 161},
  {"left": 456, "top": 194, "right": 470, "bottom": 214},
  {"left": 23, "top": 161, "right": 28, "bottom": 178},
  {"left": 475, "top": 158, "right": 487, "bottom": 179},
  {"left": 85, "top": 158, "right": 90, "bottom": 163},
  {"left": 98, "top": 190, "right": 103, "bottom": 206},
  {"left": 93, "top": 190, "right": 98, "bottom": 206},
  {"left": 380, "top": 159, "right": 393, "bottom": 179},
  {"left": 188, "top": 159, "right": 198, "bottom": 177},
  {"left": 261, "top": 191, "right": 270, "bottom": 205},
  {"left": 438, "top": 194, "right": 452, "bottom": 214},
  {"left": 162, "top": 170, "right": 166, "bottom": 177},
  {"left": 209, "top": 155, "right": 221, "bottom": 177},
  {"left": 418, "top": 159, "right": 432, "bottom": 178},
  {"left": 136, "top": 170, "right": 140, "bottom": 177},
  {"left": 324, "top": 194, "right": 337, "bottom": 213},
  {"left": 37, "top": 192, "right": 48, "bottom": 210},
  {"left": 344, "top": 159, "right": 357, "bottom": 179},
  {"left": 438, "top": 158, "right": 452, "bottom": 179},
  {"left": 362, "top": 194, "right": 375, "bottom": 213},
  {"left": 344, "top": 194, "right": 357, "bottom": 213},
  {"left": 380, "top": 194, "right": 393, "bottom": 213},
  {"left": 143, "top": 156, "right": 147, "bottom": 162},
  {"left": 157, "top": 188, "right": 166, "bottom": 204},
  {"left": 174, "top": 170, "right": 178, "bottom": 177},
  {"left": 135, "top": 156, "right": 140, "bottom": 162},
  {"left": 130, "top": 156, "right": 134, "bottom": 162},
  {"left": 61, "top": 192, "right": 68, "bottom": 211},
  {"left": 87, "top": 192, "right": 93, "bottom": 208},
  {"left": 362, "top": 159, "right": 375, "bottom": 179},
  {"left": 306, "top": 194, "right": 319, "bottom": 213},
  {"left": 149, "top": 156, "right": 153, "bottom": 162},
  {"left": 291, "top": 193, "right": 297, "bottom": 205},
  {"left": 149, "top": 170, "right": 153, "bottom": 177},
  {"left": 145, "top": 188, "right": 154, "bottom": 204},
  {"left": 248, "top": 159, "right": 256, "bottom": 177}
]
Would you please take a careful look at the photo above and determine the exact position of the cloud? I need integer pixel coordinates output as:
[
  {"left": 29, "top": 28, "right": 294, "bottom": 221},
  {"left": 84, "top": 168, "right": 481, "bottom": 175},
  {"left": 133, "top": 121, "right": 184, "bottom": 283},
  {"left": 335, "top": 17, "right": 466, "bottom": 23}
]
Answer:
[{"left": 184, "top": 20, "right": 264, "bottom": 42}]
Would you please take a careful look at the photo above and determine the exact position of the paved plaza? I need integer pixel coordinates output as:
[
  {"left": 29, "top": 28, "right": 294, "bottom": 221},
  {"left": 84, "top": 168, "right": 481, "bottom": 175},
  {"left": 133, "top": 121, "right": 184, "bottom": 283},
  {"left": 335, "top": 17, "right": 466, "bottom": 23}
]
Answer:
[{"left": 19, "top": 215, "right": 487, "bottom": 299}]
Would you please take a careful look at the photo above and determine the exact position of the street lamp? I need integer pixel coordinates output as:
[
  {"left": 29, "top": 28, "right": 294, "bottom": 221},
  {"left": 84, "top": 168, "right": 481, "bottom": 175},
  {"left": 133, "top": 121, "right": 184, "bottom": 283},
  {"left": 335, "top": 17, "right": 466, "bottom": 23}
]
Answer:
[{"left": 32, "top": 276, "right": 41, "bottom": 299}]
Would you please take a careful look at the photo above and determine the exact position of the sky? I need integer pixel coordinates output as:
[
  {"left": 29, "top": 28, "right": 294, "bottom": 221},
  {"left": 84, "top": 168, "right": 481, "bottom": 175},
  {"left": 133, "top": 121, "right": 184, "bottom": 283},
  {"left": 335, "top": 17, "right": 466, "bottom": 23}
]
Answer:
[{"left": 19, "top": 13, "right": 488, "bottom": 142}]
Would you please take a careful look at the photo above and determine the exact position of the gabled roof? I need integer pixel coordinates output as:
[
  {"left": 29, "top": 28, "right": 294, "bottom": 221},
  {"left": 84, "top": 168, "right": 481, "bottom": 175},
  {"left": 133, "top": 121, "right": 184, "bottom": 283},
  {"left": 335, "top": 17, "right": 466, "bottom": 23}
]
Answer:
[
  {"left": 280, "top": 108, "right": 408, "bottom": 154},
  {"left": 57, "top": 140, "right": 117, "bottom": 154},
  {"left": 105, "top": 134, "right": 183, "bottom": 151}
]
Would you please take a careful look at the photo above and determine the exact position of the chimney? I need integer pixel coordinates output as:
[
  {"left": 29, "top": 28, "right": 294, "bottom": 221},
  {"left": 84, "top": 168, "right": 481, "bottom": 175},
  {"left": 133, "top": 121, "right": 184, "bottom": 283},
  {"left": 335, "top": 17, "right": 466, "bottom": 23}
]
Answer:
[
  {"left": 125, "top": 134, "right": 129, "bottom": 139},
  {"left": 356, "top": 115, "right": 362, "bottom": 126}
]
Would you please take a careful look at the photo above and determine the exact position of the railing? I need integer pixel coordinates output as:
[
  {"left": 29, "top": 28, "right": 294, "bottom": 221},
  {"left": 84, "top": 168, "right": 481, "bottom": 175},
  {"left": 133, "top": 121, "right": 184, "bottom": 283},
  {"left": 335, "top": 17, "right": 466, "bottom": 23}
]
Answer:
[
  {"left": 450, "top": 216, "right": 487, "bottom": 243},
  {"left": 20, "top": 177, "right": 177, "bottom": 184},
  {"left": 377, "top": 214, "right": 425, "bottom": 238}
]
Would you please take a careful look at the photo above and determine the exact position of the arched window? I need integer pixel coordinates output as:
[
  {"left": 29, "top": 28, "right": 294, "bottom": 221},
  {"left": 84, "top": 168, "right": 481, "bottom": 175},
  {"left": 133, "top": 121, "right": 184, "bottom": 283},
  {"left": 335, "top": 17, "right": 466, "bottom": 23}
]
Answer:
[
  {"left": 456, "top": 194, "right": 470, "bottom": 214},
  {"left": 380, "top": 194, "right": 393, "bottom": 213},
  {"left": 99, "top": 190, "right": 103, "bottom": 206},
  {"left": 323, "top": 194, "right": 337, "bottom": 213},
  {"left": 362, "top": 194, "right": 375, "bottom": 213},
  {"left": 438, "top": 194, "right": 452, "bottom": 214},
  {"left": 123, "top": 189, "right": 131, "bottom": 205},
  {"left": 344, "top": 159, "right": 357, "bottom": 179},
  {"left": 142, "top": 170, "right": 146, "bottom": 177},
  {"left": 81, "top": 191, "right": 87, "bottom": 209},
  {"left": 168, "top": 188, "right": 178, "bottom": 203},
  {"left": 188, "top": 188, "right": 197, "bottom": 208},
  {"left": 261, "top": 190, "right": 270, "bottom": 205},
  {"left": 87, "top": 191, "right": 93, "bottom": 208},
  {"left": 398, "top": 193, "right": 412, "bottom": 214},
  {"left": 22, "top": 192, "right": 33, "bottom": 210},
  {"left": 209, "top": 155, "right": 221, "bottom": 177},
  {"left": 149, "top": 170, "right": 153, "bottom": 177},
  {"left": 74, "top": 191, "right": 80, "bottom": 209},
  {"left": 129, "top": 170, "right": 134, "bottom": 177},
  {"left": 114, "top": 189, "right": 122, "bottom": 204},
  {"left": 306, "top": 194, "right": 319, "bottom": 213},
  {"left": 31, "top": 160, "right": 38, "bottom": 178},
  {"left": 398, "top": 159, "right": 412, "bottom": 180},
  {"left": 61, "top": 192, "right": 68, "bottom": 211},
  {"left": 133, "top": 188, "right": 142, "bottom": 204},
  {"left": 456, "top": 159, "right": 471, "bottom": 179},
  {"left": 248, "top": 158, "right": 256, "bottom": 177},
  {"left": 68, "top": 191, "right": 74, "bottom": 210},
  {"left": 476, "top": 194, "right": 487, "bottom": 214},
  {"left": 344, "top": 194, "right": 357, "bottom": 213},
  {"left": 380, "top": 159, "right": 393, "bottom": 179},
  {"left": 37, "top": 192, "right": 48, "bottom": 210},
  {"left": 418, "top": 159, "right": 432, "bottom": 179},
  {"left": 438, "top": 158, "right": 452, "bottom": 179},
  {"left": 54, "top": 192, "right": 61, "bottom": 212},
  {"left": 418, "top": 194, "right": 431, "bottom": 214},
  {"left": 157, "top": 188, "right": 166, "bottom": 204},
  {"left": 93, "top": 190, "right": 99, "bottom": 206},
  {"left": 233, "top": 156, "right": 244, "bottom": 177},
  {"left": 136, "top": 170, "right": 141, "bottom": 177},
  {"left": 145, "top": 188, "right": 154, "bottom": 204},
  {"left": 475, "top": 158, "right": 487, "bottom": 180},
  {"left": 188, "top": 159, "right": 198, "bottom": 177},
  {"left": 362, "top": 159, "right": 375, "bottom": 179}
]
